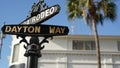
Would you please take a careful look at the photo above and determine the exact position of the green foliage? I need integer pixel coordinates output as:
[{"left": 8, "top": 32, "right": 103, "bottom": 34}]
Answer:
[
  {"left": 67, "top": 0, "right": 82, "bottom": 20},
  {"left": 106, "top": 2, "right": 116, "bottom": 21},
  {"left": 66, "top": 0, "right": 116, "bottom": 26}
]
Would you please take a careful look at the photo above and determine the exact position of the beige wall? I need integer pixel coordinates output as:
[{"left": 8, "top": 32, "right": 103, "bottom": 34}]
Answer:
[{"left": 9, "top": 35, "right": 120, "bottom": 68}]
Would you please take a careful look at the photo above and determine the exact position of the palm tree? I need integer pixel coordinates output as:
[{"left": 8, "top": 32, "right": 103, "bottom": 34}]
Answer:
[{"left": 67, "top": 0, "right": 116, "bottom": 68}]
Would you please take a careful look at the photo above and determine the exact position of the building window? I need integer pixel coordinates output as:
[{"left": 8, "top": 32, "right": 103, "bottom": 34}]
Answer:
[
  {"left": 12, "top": 44, "right": 20, "bottom": 63},
  {"left": 117, "top": 41, "right": 120, "bottom": 51},
  {"left": 73, "top": 40, "right": 96, "bottom": 50}
]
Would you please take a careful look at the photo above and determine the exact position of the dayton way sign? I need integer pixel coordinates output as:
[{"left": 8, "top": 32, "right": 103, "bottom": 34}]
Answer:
[{"left": 2, "top": 25, "right": 69, "bottom": 36}]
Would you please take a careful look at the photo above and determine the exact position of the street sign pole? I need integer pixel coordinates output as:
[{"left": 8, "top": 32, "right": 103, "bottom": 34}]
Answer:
[
  {"left": 25, "top": 37, "right": 40, "bottom": 68},
  {"left": 24, "top": 37, "right": 47, "bottom": 68},
  {"left": 20, "top": 0, "right": 62, "bottom": 67}
]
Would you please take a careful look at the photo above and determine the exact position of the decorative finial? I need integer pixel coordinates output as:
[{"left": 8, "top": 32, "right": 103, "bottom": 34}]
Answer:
[{"left": 30, "top": 0, "right": 48, "bottom": 17}]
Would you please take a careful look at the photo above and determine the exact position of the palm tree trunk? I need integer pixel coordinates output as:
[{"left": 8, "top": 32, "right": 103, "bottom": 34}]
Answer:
[{"left": 92, "top": 18, "right": 101, "bottom": 68}]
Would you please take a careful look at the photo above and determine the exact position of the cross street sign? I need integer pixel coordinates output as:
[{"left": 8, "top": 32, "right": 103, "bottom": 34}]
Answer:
[
  {"left": 21, "top": 5, "right": 60, "bottom": 25},
  {"left": 2, "top": 24, "right": 69, "bottom": 36}
]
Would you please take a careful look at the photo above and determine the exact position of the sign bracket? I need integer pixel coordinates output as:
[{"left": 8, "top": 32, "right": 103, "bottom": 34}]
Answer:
[{"left": 23, "top": 36, "right": 51, "bottom": 68}]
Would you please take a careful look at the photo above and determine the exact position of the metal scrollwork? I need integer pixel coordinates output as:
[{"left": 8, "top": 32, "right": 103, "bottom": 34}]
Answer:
[{"left": 17, "top": 35, "right": 52, "bottom": 57}]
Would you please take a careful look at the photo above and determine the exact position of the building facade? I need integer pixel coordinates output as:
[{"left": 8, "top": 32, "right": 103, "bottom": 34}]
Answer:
[{"left": 9, "top": 35, "right": 120, "bottom": 68}]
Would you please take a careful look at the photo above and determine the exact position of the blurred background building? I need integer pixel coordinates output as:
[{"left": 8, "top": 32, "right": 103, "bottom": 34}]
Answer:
[{"left": 9, "top": 35, "right": 120, "bottom": 68}]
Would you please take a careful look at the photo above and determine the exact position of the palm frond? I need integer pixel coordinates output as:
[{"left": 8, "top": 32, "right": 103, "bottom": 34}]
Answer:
[
  {"left": 67, "top": 0, "right": 83, "bottom": 21},
  {"left": 76, "top": 8, "right": 82, "bottom": 18},
  {"left": 95, "top": 13, "right": 104, "bottom": 25},
  {"left": 68, "top": 10, "right": 77, "bottom": 21},
  {"left": 106, "top": 2, "right": 116, "bottom": 21}
]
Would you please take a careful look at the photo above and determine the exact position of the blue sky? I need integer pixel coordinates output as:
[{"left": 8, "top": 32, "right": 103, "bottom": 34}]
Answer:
[{"left": 0, "top": 0, "right": 120, "bottom": 68}]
